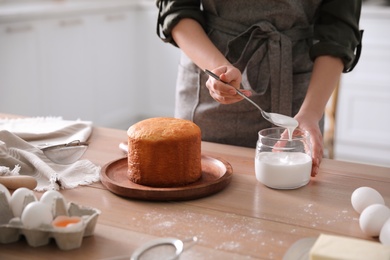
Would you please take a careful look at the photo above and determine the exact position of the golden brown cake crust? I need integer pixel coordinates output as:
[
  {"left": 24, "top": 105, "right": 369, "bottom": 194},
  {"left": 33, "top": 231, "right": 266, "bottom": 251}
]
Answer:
[{"left": 127, "top": 117, "right": 202, "bottom": 187}]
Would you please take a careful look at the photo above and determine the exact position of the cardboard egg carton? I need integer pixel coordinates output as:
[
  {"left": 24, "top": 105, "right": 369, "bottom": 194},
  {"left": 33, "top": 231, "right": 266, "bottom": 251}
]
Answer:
[{"left": 0, "top": 191, "right": 100, "bottom": 250}]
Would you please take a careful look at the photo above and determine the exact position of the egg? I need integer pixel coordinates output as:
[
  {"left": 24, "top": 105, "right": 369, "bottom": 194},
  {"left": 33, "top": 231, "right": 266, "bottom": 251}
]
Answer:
[
  {"left": 359, "top": 204, "right": 390, "bottom": 237},
  {"left": 40, "top": 190, "right": 67, "bottom": 215},
  {"left": 40, "top": 190, "right": 64, "bottom": 205},
  {"left": 10, "top": 187, "right": 37, "bottom": 217},
  {"left": 380, "top": 218, "right": 390, "bottom": 245},
  {"left": 21, "top": 201, "right": 53, "bottom": 229},
  {"left": 351, "top": 187, "right": 385, "bottom": 214},
  {"left": 52, "top": 216, "right": 83, "bottom": 232},
  {"left": 0, "top": 183, "right": 11, "bottom": 203}
]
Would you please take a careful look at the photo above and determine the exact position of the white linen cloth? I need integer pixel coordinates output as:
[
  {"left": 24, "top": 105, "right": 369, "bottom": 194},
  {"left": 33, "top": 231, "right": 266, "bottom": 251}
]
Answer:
[{"left": 0, "top": 117, "right": 101, "bottom": 191}]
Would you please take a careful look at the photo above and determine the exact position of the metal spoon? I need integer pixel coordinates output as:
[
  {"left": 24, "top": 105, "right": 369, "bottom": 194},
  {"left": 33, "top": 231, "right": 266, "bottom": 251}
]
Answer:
[
  {"left": 204, "top": 69, "right": 298, "bottom": 129},
  {"left": 40, "top": 140, "right": 89, "bottom": 165}
]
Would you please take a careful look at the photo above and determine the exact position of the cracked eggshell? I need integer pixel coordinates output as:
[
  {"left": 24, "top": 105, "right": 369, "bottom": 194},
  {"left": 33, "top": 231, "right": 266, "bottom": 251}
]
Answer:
[{"left": 52, "top": 216, "right": 83, "bottom": 232}]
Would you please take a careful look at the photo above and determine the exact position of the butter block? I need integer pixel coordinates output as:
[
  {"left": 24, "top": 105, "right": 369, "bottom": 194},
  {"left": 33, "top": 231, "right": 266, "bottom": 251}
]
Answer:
[{"left": 310, "top": 234, "right": 390, "bottom": 260}]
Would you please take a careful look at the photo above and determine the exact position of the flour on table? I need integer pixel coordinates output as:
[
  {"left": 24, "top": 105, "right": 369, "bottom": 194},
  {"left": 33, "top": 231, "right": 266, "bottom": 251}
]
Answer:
[{"left": 132, "top": 205, "right": 284, "bottom": 258}]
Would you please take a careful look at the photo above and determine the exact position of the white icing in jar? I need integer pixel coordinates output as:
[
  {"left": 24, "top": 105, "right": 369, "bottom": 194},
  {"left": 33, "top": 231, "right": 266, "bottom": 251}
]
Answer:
[{"left": 255, "top": 127, "right": 312, "bottom": 189}]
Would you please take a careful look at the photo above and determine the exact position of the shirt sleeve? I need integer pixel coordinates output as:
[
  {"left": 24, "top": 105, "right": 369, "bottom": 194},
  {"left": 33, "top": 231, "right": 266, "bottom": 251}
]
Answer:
[
  {"left": 156, "top": 0, "right": 205, "bottom": 46},
  {"left": 310, "top": 0, "right": 363, "bottom": 72}
]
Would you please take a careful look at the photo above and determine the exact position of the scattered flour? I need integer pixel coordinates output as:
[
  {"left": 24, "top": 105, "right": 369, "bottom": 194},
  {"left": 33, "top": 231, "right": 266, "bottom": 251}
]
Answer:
[
  {"left": 126, "top": 201, "right": 358, "bottom": 259},
  {"left": 298, "top": 203, "right": 357, "bottom": 228},
  {"left": 131, "top": 205, "right": 284, "bottom": 258}
]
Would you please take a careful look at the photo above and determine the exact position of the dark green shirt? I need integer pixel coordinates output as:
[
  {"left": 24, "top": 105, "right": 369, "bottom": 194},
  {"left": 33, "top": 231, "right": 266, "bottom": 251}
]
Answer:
[
  {"left": 156, "top": 0, "right": 362, "bottom": 71},
  {"left": 155, "top": 0, "right": 362, "bottom": 147}
]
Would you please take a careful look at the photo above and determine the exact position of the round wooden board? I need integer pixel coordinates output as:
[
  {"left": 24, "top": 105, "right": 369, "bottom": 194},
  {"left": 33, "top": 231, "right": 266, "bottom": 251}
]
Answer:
[{"left": 100, "top": 155, "right": 233, "bottom": 201}]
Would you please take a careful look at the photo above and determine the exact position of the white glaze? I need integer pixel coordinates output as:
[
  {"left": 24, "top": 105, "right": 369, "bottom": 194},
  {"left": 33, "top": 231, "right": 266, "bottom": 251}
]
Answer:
[
  {"left": 268, "top": 113, "right": 298, "bottom": 140},
  {"left": 255, "top": 152, "right": 312, "bottom": 189}
]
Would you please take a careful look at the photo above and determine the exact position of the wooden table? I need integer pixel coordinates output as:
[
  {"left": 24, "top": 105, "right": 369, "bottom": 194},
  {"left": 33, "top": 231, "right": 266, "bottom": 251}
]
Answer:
[{"left": 1, "top": 121, "right": 390, "bottom": 259}]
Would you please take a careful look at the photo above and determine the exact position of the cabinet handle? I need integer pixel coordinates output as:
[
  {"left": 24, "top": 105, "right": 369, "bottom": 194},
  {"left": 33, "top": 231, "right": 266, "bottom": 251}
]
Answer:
[
  {"left": 59, "top": 19, "right": 83, "bottom": 27},
  {"left": 105, "top": 14, "right": 126, "bottom": 22},
  {"left": 5, "top": 24, "right": 33, "bottom": 34}
]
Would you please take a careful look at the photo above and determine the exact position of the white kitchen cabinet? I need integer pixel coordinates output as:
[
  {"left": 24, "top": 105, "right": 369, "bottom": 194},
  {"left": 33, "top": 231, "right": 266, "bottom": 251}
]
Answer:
[
  {"left": 335, "top": 6, "right": 390, "bottom": 167},
  {"left": 39, "top": 15, "right": 96, "bottom": 121},
  {"left": 35, "top": 10, "right": 142, "bottom": 128},
  {"left": 0, "top": 1, "right": 180, "bottom": 130},
  {"left": 84, "top": 6, "right": 180, "bottom": 128},
  {"left": 135, "top": 6, "right": 179, "bottom": 119},
  {"left": 0, "top": 21, "right": 42, "bottom": 116},
  {"left": 82, "top": 10, "right": 139, "bottom": 128}
]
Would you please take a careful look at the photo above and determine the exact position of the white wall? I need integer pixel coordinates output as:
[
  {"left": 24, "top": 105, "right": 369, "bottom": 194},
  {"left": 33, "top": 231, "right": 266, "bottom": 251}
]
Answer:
[
  {"left": 0, "top": 0, "right": 180, "bottom": 130},
  {"left": 334, "top": 5, "right": 390, "bottom": 167}
]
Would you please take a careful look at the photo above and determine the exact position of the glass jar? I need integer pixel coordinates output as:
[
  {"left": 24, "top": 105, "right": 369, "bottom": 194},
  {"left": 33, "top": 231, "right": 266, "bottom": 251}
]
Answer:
[{"left": 255, "top": 127, "right": 312, "bottom": 189}]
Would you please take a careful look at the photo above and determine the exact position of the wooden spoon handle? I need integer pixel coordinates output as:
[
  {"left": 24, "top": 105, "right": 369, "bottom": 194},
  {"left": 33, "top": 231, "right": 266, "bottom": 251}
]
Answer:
[{"left": 0, "top": 176, "right": 37, "bottom": 190}]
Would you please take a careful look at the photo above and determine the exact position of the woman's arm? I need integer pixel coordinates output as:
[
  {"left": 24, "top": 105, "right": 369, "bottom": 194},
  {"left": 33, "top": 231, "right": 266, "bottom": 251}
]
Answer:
[
  {"left": 297, "top": 0, "right": 361, "bottom": 176},
  {"left": 171, "top": 18, "right": 252, "bottom": 103},
  {"left": 172, "top": 18, "right": 228, "bottom": 70},
  {"left": 295, "top": 55, "right": 344, "bottom": 176}
]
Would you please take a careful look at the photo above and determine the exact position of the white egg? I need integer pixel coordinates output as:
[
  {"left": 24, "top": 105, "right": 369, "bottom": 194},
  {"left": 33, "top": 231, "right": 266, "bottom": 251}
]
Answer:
[
  {"left": 351, "top": 187, "right": 385, "bottom": 214},
  {"left": 0, "top": 183, "right": 11, "bottom": 203},
  {"left": 40, "top": 190, "right": 64, "bottom": 204},
  {"left": 21, "top": 201, "right": 53, "bottom": 229},
  {"left": 359, "top": 204, "right": 390, "bottom": 237},
  {"left": 380, "top": 218, "right": 390, "bottom": 245},
  {"left": 10, "top": 187, "right": 37, "bottom": 217},
  {"left": 40, "top": 190, "right": 67, "bottom": 214}
]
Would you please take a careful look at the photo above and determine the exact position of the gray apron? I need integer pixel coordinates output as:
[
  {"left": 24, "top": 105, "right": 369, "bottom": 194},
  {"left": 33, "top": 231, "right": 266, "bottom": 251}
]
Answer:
[{"left": 175, "top": 1, "right": 324, "bottom": 148}]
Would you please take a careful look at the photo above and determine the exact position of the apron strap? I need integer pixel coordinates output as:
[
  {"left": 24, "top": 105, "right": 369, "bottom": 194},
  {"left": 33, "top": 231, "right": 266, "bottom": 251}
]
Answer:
[{"left": 206, "top": 13, "right": 313, "bottom": 116}]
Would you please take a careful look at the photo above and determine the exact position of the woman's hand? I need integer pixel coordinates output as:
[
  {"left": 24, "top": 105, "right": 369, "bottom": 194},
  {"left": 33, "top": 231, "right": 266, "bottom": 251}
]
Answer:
[
  {"left": 295, "top": 56, "right": 343, "bottom": 177},
  {"left": 295, "top": 113, "right": 324, "bottom": 177},
  {"left": 205, "top": 66, "right": 252, "bottom": 104}
]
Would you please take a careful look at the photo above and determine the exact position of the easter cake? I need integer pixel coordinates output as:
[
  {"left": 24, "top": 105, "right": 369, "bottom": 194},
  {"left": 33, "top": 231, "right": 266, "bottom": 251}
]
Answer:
[{"left": 127, "top": 117, "right": 202, "bottom": 187}]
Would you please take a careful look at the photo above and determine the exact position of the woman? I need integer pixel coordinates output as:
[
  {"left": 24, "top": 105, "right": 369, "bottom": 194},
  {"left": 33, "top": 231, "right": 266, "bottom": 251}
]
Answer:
[{"left": 156, "top": 0, "right": 362, "bottom": 176}]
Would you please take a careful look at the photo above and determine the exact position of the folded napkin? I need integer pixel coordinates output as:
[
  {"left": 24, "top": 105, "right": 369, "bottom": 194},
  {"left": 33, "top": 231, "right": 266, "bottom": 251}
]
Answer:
[
  {"left": 0, "top": 116, "right": 93, "bottom": 147},
  {"left": 0, "top": 117, "right": 100, "bottom": 191}
]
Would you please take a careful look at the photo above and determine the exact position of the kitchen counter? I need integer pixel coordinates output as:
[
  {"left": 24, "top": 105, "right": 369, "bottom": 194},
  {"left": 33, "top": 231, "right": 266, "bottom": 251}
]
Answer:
[{"left": 1, "top": 113, "right": 390, "bottom": 259}]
